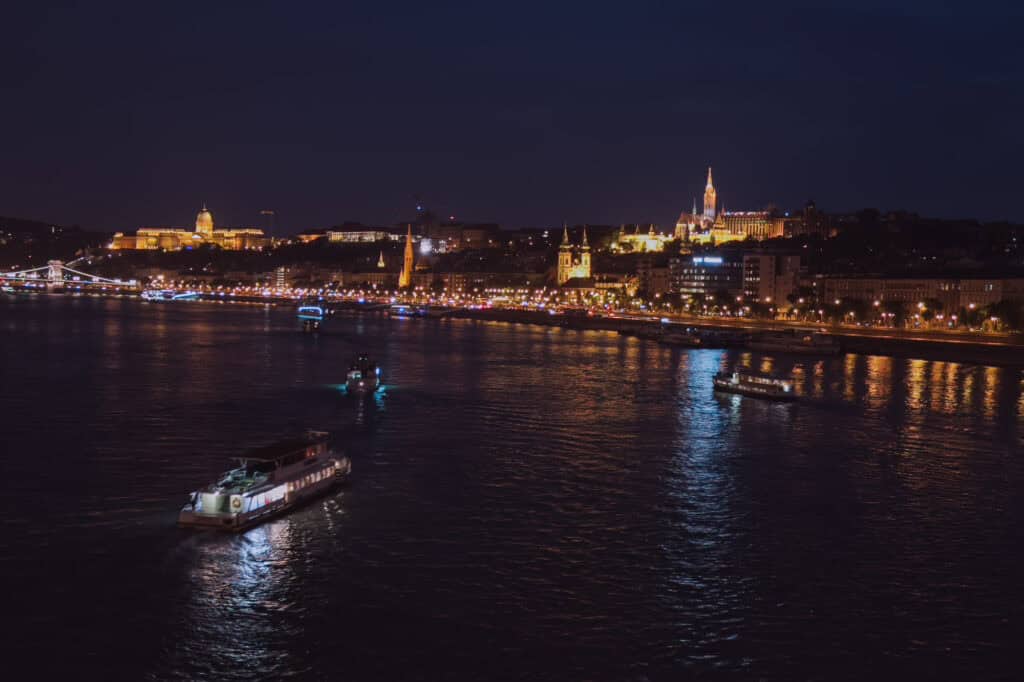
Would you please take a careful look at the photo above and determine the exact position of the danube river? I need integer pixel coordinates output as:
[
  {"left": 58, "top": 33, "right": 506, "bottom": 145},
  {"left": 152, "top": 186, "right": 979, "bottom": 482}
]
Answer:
[{"left": 3, "top": 296, "right": 1022, "bottom": 680}]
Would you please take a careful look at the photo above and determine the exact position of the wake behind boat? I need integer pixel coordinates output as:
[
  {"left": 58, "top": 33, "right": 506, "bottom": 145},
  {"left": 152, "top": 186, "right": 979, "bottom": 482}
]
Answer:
[{"left": 178, "top": 430, "right": 351, "bottom": 532}]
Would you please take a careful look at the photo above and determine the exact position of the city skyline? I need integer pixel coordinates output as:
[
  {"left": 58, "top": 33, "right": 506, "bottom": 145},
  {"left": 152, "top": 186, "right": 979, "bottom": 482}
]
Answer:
[{"left": 2, "top": 2, "right": 1022, "bottom": 232}]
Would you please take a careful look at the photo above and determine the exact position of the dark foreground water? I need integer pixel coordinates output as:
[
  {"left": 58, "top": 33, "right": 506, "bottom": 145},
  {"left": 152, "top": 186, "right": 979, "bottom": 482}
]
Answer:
[{"left": 2, "top": 296, "right": 1023, "bottom": 680}]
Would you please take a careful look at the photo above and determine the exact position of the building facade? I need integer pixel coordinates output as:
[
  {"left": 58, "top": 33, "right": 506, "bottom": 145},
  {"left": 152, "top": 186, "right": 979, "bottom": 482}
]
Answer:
[
  {"left": 668, "top": 253, "right": 745, "bottom": 297},
  {"left": 821, "top": 277, "right": 1024, "bottom": 311},
  {"left": 110, "top": 205, "right": 269, "bottom": 251},
  {"left": 742, "top": 253, "right": 801, "bottom": 302},
  {"left": 614, "top": 224, "right": 672, "bottom": 252},
  {"left": 637, "top": 256, "right": 672, "bottom": 296},
  {"left": 327, "top": 227, "right": 390, "bottom": 242},
  {"left": 557, "top": 227, "right": 591, "bottom": 285}
]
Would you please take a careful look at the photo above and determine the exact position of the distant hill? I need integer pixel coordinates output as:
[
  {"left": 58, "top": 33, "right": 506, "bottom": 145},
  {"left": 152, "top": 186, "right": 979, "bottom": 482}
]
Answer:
[
  {"left": 0, "top": 216, "right": 71, "bottom": 237},
  {"left": 0, "top": 216, "right": 110, "bottom": 267}
]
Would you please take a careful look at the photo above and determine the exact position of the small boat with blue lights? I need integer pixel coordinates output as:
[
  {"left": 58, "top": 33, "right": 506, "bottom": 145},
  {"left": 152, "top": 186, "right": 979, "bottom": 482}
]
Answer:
[
  {"left": 178, "top": 430, "right": 351, "bottom": 532},
  {"left": 298, "top": 304, "right": 329, "bottom": 331},
  {"left": 389, "top": 303, "right": 424, "bottom": 318},
  {"left": 141, "top": 289, "right": 199, "bottom": 302},
  {"left": 297, "top": 304, "right": 325, "bottom": 320},
  {"left": 713, "top": 370, "right": 796, "bottom": 401},
  {"left": 346, "top": 354, "right": 381, "bottom": 392}
]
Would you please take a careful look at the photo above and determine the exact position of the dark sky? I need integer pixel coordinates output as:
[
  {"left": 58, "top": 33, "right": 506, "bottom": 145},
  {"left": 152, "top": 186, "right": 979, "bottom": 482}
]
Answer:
[{"left": 2, "top": 1, "right": 1022, "bottom": 233}]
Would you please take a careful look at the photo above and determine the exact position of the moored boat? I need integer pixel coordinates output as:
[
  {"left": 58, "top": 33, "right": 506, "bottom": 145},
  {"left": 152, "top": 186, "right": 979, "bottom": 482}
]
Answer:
[
  {"left": 178, "top": 430, "right": 351, "bottom": 532},
  {"left": 389, "top": 303, "right": 424, "bottom": 318},
  {"left": 659, "top": 327, "right": 703, "bottom": 347},
  {"left": 713, "top": 370, "right": 796, "bottom": 401},
  {"left": 749, "top": 331, "right": 841, "bottom": 356},
  {"left": 141, "top": 289, "right": 199, "bottom": 302}
]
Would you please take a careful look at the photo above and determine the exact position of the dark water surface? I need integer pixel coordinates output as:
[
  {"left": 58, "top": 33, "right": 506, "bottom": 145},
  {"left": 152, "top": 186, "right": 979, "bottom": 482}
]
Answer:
[{"left": 3, "top": 297, "right": 1023, "bottom": 680}]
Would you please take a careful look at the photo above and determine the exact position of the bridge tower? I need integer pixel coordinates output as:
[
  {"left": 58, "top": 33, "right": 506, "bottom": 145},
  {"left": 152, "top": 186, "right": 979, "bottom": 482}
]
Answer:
[{"left": 47, "top": 260, "right": 64, "bottom": 288}]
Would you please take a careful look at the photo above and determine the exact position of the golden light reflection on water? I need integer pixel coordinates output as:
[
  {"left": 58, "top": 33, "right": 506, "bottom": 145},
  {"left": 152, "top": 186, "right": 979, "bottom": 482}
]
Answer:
[
  {"left": 983, "top": 366, "right": 1000, "bottom": 420},
  {"left": 929, "top": 362, "right": 947, "bottom": 413},
  {"left": 866, "top": 355, "right": 892, "bottom": 406},
  {"left": 1018, "top": 375, "right": 1024, "bottom": 418},
  {"left": 961, "top": 370, "right": 975, "bottom": 411},
  {"left": 844, "top": 354, "right": 857, "bottom": 401},
  {"left": 791, "top": 363, "right": 807, "bottom": 397},
  {"left": 907, "top": 359, "right": 927, "bottom": 410},
  {"left": 943, "top": 362, "right": 960, "bottom": 414},
  {"left": 812, "top": 360, "right": 826, "bottom": 399}
]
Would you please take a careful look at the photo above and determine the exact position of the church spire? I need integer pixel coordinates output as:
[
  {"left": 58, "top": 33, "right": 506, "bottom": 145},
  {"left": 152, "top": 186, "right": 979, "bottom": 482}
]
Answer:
[
  {"left": 560, "top": 224, "right": 571, "bottom": 248},
  {"left": 703, "top": 166, "right": 717, "bottom": 222},
  {"left": 581, "top": 226, "right": 589, "bottom": 249},
  {"left": 399, "top": 225, "right": 414, "bottom": 288},
  {"left": 377, "top": 250, "right": 385, "bottom": 268}
]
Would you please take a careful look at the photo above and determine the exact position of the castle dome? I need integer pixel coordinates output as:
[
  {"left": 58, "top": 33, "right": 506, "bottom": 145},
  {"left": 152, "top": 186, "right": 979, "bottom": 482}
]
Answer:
[{"left": 195, "top": 205, "right": 214, "bottom": 234}]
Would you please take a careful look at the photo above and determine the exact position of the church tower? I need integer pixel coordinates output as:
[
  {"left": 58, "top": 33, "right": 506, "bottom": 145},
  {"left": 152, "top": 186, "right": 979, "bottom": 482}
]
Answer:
[
  {"left": 399, "top": 225, "right": 414, "bottom": 288},
  {"left": 579, "top": 227, "right": 591, "bottom": 278},
  {"left": 377, "top": 251, "right": 385, "bottom": 268},
  {"left": 557, "top": 225, "right": 573, "bottom": 285},
  {"left": 703, "top": 167, "right": 717, "bottom": 223}
]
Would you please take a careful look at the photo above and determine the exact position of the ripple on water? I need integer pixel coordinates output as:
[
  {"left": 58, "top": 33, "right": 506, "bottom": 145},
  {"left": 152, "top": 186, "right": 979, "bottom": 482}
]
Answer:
[{"left": 1, "top": 298, "right": 1022, "bottom": 680}]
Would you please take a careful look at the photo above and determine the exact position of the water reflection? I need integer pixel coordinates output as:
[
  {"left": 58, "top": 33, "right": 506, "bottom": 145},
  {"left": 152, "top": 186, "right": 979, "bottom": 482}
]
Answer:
[
  {"left": 172, "top": 521, "right": 302, "bottom": 678},
  {"left": 866, "top": 354, "right": 892, "bottom": 407},
  {"left": 983, "top": 366, "right": 999, "bottom": 419},
  {"left": 3, "top": 297, "right": 1023, "bottom": 680}
]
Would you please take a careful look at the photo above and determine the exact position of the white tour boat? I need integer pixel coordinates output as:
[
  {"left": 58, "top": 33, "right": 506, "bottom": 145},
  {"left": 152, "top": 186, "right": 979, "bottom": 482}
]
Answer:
[
  {"left": 178, "top": 430, "right": 351, "bottom": 532},
  {"left": 713, "top": 371, "right": 797, "bottom": 401}
]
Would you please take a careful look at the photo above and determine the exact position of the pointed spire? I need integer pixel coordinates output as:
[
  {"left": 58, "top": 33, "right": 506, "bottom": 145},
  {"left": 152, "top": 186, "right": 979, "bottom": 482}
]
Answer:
[
  {"left": 581, "top": 226, "right": 589, "bottom": 248},
  {"left": 692, "top": 197, "right": 697, "bottom": 216},
  {"left": 561, "top": 223, "right": 570, "bottom": 247},
  {"left": 377, "top": 250, "right": 385, "bottom": 268},
  {"left": 706, "top": 166, "right": 713, "bottom": 189}
]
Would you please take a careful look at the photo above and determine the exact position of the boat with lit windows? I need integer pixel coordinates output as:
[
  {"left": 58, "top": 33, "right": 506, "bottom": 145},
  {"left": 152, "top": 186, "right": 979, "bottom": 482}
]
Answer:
[
  {"left": 178, "top": 430, "right": 351, "bottom": 532},
  {"left": 389, "top": 303, "right": 426, "bottom": 318},
  {"left": 713, "top": 370, "right": 797, "bottom": 401},
  {"left": 141, "top": 289, "right": 199, "bottom": 302},
  {"left": 346, "top": 354, "right": 381, "bottom": 392}
]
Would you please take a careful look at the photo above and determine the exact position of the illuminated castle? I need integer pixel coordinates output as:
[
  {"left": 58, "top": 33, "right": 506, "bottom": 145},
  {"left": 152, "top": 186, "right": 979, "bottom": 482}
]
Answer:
[
  {"left": 675, "top": 167, "right": 784, "bottom": 245},
  {"left": 110, "top": 204, "right": 269, "bottom": 251},
  {"left": 557, "top": 226, "right": 591, "bottom": 285}
]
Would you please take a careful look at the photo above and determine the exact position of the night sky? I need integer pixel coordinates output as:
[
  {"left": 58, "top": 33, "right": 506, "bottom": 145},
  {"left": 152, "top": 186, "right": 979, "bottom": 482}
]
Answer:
[{"left": 3, "top": 1, "right": 1022, "bottom": 233}]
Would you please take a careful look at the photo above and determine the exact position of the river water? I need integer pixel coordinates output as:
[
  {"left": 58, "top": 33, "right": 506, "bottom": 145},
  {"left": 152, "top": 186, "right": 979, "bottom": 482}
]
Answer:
[{"left": 2, "top": 296, "right": 1022, "bottom": 680}]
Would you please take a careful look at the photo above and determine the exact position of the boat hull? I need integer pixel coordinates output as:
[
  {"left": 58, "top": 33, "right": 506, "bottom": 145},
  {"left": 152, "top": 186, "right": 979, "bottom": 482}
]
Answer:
[
  {"left": 346, "top": 376, "right": 380, "bottom": 393},
  {"left": 748, "top": 342, "right": 841, "bottom": 356}
]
